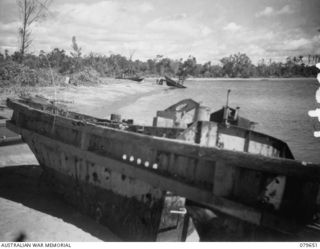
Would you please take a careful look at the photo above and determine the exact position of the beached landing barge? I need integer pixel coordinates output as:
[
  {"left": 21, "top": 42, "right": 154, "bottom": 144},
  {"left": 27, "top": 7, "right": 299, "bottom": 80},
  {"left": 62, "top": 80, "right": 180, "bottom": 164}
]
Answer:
[{"left": 6, "top": 97, "right": 320, "bottom": 241}]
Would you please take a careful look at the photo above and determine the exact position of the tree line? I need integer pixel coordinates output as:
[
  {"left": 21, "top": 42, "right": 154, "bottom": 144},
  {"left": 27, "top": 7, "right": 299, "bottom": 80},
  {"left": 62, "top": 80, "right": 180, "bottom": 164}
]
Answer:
[{"left": 1, "top": 47, "right": 319, "bottom": 79}]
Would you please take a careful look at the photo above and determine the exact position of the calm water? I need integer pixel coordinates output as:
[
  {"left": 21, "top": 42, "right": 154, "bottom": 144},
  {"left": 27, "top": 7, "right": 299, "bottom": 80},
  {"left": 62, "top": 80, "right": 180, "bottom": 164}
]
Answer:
[
  {"left": 62, "top": 78, "right": 320, "bottom": 164},
  {"left": 117, "top": 78, "right": 320, "bottom": 164}
]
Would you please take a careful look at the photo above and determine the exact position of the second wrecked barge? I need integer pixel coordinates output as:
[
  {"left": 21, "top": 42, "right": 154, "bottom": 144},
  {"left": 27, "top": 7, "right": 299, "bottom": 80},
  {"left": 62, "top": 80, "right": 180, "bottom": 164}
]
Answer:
[{"left": 5, "top": 96, "right": 320, "bottom": 241}]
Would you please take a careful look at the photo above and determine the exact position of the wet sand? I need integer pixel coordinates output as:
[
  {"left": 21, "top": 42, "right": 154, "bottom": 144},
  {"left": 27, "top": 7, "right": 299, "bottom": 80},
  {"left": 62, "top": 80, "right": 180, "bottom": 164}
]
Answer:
[
  {"left": 0, "top": 160, "right": 120, "bottom": 242},
  {"left": 38, "top": 79, "right": 163, "bottom": 119}
]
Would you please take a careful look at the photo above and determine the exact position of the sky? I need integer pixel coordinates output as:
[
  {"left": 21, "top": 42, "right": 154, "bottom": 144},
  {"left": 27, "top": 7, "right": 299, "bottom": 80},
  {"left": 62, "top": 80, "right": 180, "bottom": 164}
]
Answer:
[{"left": 0, "top": 0, "right": 320, "bottom": 64}]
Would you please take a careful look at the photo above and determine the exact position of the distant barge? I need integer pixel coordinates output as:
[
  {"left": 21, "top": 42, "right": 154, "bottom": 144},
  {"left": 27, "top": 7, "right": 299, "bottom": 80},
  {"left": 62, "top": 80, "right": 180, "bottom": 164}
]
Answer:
[
  {"left": 6, "top": 96, "right": 320, "bottom": 241},
  {"left": 115, "top": 75, "right": 144, "bottom": 82},
  {"left": 164, "top": 76, "right": 186, "bottom": 88}
]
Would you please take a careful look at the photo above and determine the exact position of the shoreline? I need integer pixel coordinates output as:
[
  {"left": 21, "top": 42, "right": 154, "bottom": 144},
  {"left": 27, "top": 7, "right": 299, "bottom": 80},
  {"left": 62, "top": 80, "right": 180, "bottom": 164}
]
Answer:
[
  {"left": 43, "top": 80, "right": 160, "bottom": 119},
  {"left": 185, "top": 77, "right": 316, "bottom": 81},
  {"left": 0, "top": 80, "right": 164, "bottom": 125}
]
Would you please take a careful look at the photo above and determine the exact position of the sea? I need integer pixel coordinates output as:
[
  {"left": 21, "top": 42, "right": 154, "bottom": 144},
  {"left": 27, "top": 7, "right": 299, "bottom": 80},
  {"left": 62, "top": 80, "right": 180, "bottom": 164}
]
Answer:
[{"left": 60, "top": 78, "right": 320, "bottom": 164}]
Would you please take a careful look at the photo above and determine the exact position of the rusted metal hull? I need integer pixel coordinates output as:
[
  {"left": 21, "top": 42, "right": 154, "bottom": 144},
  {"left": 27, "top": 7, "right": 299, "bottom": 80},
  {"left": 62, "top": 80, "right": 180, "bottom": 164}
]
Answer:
[
  {"left": 6, "top": 123, "right": 187, "bottom": 241},
  {"left": 6, "top": 97, "right": 320, "bottom": 241},
  {"left": 42, "top": 166, "right": 164, "bottom": 241}
]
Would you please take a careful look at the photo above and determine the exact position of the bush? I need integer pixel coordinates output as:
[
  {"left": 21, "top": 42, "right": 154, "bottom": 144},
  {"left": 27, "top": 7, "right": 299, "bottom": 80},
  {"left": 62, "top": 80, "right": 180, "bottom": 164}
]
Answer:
[
  {"left": 0, "top": 61, "right": 39, "bottom": 86},
  {"left": 36, "top": 68, "right": 66, "bottom": 86},
  {"left": 69, "top": 67, "right": 102, "bottom": 85},
  {"left": 15, "top": 67, "right": 39, "bottom": 86}
]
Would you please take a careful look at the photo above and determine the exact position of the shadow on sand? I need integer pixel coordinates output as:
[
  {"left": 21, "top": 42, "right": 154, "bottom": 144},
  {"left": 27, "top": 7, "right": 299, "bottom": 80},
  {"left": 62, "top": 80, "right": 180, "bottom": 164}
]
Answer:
[{"left": 0, "top": 164, "right": 120, "bottom": 241}]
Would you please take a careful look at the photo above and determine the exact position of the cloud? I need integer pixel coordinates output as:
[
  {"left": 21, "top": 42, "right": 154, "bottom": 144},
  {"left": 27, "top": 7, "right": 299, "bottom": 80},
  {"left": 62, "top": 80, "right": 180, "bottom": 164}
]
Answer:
[
  {"left": 13, "top": 2, "right": 211, "bottom": 60},
  {"left": 200, "top": 25, "right": 212, "bottom": 36},
  {"left": 280, "top": 36, "right": 320, "bottom": 53},
  {"left": 278, "top": 5, "right": 294, "bottom": 14},
  {"left": 52, "top": 2, "right": 125, "bottom": 28},
  {"left": 0, "top": 21, "right": 20, "bottom": 31},
  {"left": 263, "top": 34, "right": 320, "bottom": 59},
  {"left": 284, "top": 38, "right": 310, "bottom": 50},
  {"left": 255, "top": 5, "right": 294, "bottom": 17},
  {"left": 223, "top": 22, "right": 243, "bottom": 32},
  {"left": 255, "top": 6, "right": 274, "bottom": 17},
  {"left": 0, "top": 21, "right": 21, "bottom": 53},
  {"left": 146, "top": 14, "right": 211, "bottom": 39},
  {"left": 139, "top": 2, "right": 154, "bottom": 13},
  {"left": 21, "top": 1, "right": 156, "bottom": 55},
  {"left": 167, "top": 13, "right": 188, "bottom": 21}
]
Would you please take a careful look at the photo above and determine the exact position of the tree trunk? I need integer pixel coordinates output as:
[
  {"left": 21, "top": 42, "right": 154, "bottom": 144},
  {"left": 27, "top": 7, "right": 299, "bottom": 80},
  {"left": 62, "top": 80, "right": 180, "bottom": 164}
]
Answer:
[{"left": 20, "top": 0, "right": 27, "bottom": 62}]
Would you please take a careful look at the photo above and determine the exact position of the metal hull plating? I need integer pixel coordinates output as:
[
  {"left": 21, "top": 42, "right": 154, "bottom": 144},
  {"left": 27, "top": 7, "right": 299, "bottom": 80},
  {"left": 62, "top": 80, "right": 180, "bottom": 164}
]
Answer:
[{"left": 6, "top": 97, "right": 320, "bottom": 241}]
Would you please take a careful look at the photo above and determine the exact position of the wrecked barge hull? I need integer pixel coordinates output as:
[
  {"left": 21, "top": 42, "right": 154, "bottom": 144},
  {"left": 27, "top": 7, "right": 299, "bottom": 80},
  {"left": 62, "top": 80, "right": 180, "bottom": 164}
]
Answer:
[
  {"left": 4, "top": 131, "right": 187, "bottom": 241},
  {"left": 6, "top": 98, "right": 320, "bottom": 241},
  {"left": 5, "top": 125, "right": 189, "bottom": 241},
  {"left": 6, "top": 101, "right": 190, "bottom": 241}
]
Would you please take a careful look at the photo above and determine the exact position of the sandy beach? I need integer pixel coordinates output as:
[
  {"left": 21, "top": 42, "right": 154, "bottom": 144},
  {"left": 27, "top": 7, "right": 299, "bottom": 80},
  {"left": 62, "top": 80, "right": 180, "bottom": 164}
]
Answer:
[{"left": 0, "top": 80, "right": 160, "bottom": 242}]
